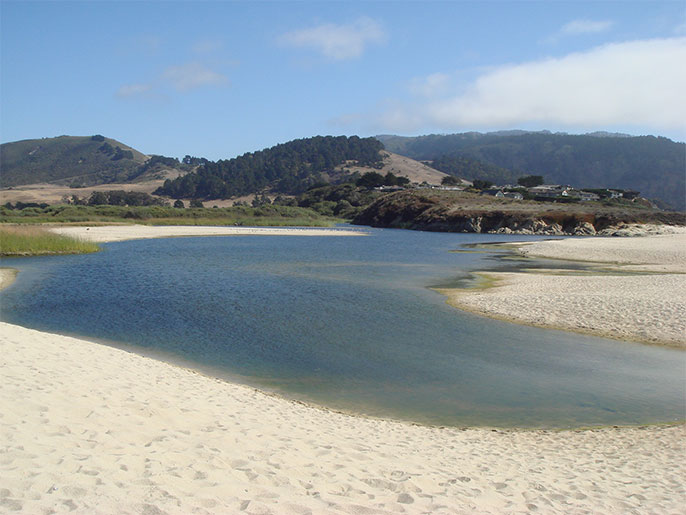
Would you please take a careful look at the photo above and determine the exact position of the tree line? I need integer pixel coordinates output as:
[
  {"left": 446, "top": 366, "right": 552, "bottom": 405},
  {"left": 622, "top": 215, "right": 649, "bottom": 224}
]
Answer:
[{"left": 73, "top": 190, "right": 168, "bottom": 207}]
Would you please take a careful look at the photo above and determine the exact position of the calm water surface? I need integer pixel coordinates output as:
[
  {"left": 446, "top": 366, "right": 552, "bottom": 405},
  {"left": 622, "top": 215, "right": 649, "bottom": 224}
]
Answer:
[{"left": 1, "top": 228, "right": 684, "bottom": 428}]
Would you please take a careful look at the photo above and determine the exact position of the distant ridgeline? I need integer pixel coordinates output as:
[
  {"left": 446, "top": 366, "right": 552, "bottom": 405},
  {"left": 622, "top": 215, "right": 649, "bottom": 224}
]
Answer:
[
  {"left": 154, "top": 136, "right": 384, "bottom": 199},
  {"left": 378, "top": 132, "right": 686, "bottom": 210}
]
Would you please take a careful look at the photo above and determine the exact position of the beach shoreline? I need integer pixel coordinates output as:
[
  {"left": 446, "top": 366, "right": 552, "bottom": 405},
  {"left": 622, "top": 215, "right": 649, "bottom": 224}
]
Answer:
[
  {"left": 48, "top": 224, "right": 367, "bottom": 243},
  {"left": 1, "top": 225, "right": 685, "bottom": 512},
  {"left": 440, "top": 228, "right": 686, "bottom": 348},
  {"left": 1, "top": 320, "right": 684, "bottom": 514}
]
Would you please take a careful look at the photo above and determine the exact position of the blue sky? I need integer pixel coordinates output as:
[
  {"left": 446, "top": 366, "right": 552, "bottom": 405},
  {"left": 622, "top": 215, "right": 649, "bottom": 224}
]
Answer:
[{"left": 2, "top": 1, "right": 685, "bottom": 160}]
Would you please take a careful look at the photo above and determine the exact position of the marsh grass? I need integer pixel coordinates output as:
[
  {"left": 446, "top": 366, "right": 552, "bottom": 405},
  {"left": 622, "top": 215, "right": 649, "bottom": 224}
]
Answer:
[
  {"left": 0, "top": 204, "right": 339, "bottom": 227},
  {"left": 0, "top": 226, "right": 100, "bottom": 256}
]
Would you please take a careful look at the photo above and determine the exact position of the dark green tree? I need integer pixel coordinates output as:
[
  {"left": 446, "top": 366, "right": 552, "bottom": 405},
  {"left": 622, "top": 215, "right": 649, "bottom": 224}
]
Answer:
[
  {"left": 88, "top": 191, "right": 109, "bottom": 205},
  {"left": 472, "top": 179, "right": 493, "bottom": 190},
  {"left": 356, "top": 172, "right": 386, "bottom": 188},
  {"left": 517, "top": 175, "right": 545, "bottom": 187},
  {"left": 173, "top": 199, "right": 185, "bottom": 208}
]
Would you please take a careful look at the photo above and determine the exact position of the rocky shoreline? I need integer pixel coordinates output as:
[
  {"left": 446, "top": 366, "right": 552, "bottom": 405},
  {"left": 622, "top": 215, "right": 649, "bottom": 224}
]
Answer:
[
  {"left": 356, "top": 212, "right": 686, "bottom": 236},
  {"left": 353, "top": 190, "right": 686, "bottom": 236}
]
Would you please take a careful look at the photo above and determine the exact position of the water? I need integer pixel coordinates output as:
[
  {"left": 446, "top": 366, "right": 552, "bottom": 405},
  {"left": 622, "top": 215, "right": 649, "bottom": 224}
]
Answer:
[{"left": 1, "top": 228, "right": 684, "bottom": 428}]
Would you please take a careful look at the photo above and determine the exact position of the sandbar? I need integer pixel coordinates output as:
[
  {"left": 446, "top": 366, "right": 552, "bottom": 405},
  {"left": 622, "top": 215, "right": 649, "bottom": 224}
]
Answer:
[
  {"left": 49, "top": 224, "right": 366, "bottom": 242},
  {"left": 442, "top": 227, "right": 686, "bottom": 347}
]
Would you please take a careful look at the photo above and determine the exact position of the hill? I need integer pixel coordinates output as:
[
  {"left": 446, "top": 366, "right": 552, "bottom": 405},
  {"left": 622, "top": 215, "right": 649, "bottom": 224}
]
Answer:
[
  {"left": 155, "top": 136, "right": 386, "bottom": 199},
  {"left": 0, "top": 135, "right": 153, "bottom": 187},
  {"left": 0, "top": 134, "right": 449, "bottom": 207},
  {"left": 377, "top": 132, "right": 686, "bottom": 210}
]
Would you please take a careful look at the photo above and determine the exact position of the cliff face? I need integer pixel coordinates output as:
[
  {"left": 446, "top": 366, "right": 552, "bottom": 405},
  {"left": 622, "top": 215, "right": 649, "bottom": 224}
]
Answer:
[{"left": 352, "top": 190, "right": 685, "bottom": 235}]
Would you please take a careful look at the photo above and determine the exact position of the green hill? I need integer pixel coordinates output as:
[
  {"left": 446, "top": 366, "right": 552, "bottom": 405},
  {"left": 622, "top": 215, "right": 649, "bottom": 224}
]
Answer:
[
  {"left": 378, "top": 132, "right": 686, "bottom": 210},
  {"left": 155, "top": 135, "right": 385, "bottom": 199},
  {"left": 1, "top": 135, "right": 149, "bottom": 187}
]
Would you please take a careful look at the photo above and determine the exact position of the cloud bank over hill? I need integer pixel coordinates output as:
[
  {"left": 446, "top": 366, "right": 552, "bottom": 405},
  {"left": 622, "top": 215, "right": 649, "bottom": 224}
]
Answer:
[{"left": 374, "top": 37, "right": 686, "bottom": 138}]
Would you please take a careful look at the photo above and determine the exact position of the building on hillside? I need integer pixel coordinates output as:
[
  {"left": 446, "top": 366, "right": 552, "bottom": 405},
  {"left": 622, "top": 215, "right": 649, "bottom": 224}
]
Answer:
[
  {"left": 579, "top": 191, "right": 600, "bottom": 202},
  {"left": 503, "top": 191, "right": 523, "bottom": 200},
  {"left": 373, "top": 185, "right": 405, "bottom": 192},
  {"left": 480, "top": 189, "right": 505, "bottom": 198},
  {"left": 528, "top": 185, "right": 572, "bottom": 198}
]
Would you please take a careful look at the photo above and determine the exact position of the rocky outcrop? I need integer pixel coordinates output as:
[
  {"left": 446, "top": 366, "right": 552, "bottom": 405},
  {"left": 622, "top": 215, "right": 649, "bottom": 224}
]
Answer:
[
  {"left": 490, "top": 219, "right": 564, "bottom": 235},
  {"left": 353, "top": 190, "right": 686, "bottom": 236}
]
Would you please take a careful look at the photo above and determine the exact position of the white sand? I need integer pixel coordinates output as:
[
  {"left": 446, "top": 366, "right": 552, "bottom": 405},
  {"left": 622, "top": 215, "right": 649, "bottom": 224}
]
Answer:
[
  {"left": 518, "top": 227, "right": 686, "bottom": 273},
  {"left": 1, "top": 321, "right": 684, "bottom": 514},
  {"left": 2, "top": 226, "right": 685, "bottom": 513},
  {"left": 444, "top": 229, "right": 686, "bottom": 347},
  {"left": 49, "top": 224, "right": 366, "bottom": 243}
]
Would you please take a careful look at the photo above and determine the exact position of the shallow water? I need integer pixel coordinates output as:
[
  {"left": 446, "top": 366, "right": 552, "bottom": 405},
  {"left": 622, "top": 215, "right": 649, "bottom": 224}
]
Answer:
[{"left": 1, "top": 228, "right": 684, "bottom": 428}]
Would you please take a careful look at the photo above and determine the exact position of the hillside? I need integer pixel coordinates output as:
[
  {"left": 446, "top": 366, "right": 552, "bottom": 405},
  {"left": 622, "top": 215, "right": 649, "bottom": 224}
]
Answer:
[
  {"left": 377, "top": 132, "right": 686, "bottom": 210},
  {"left": 155, "top": 136, "right": 386, "bottom": 199},
  {"left": 0, "top": 135, "right": 152, "bottom": 187},
  {"left": 1, "top": 134, "right": 448, "bottom": 207},
  {"left": 336, "top": 151, "right": 449, "bottom": 185}
]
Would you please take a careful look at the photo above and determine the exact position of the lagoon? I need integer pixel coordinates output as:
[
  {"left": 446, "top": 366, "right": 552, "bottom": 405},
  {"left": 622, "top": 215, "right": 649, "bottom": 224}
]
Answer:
[{"left": 1, "top": 228, "right": 683, "bottom": 428}]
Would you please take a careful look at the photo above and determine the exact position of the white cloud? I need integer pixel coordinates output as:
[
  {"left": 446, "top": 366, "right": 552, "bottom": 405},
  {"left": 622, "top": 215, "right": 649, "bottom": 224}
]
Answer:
[
  {"left": 375, "top": 37, "right": 686, "bottom": 135},
  {"left": 162, "top": 63, "right": 228, "bottom": 92},
  {"left": 116, "top": 83, "right": 152, "bottom": 98},
  {"left": 408, "top": 73, "right": 451, "bottom": 98},
  {"left": 116, "top": 62, "right": 228, "bottom": 98},
  {"left": 560, "top": 19, "right": 614, "bottom": 36},
  {"left": 280, "top": 17, "right": 386, "bottom": 60}
]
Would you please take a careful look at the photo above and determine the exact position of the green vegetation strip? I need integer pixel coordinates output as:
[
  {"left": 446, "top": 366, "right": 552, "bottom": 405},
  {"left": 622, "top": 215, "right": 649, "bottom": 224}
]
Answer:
[
  {"left": 0, "top": 204, "right": 339, "bottom": 227},
  {"left": 0, "top": 226, "right": 100, "bottom": 256}
]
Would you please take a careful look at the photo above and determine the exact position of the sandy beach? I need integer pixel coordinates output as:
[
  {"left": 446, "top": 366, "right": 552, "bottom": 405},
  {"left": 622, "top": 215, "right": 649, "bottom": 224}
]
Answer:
[
  {"left": 1, "top": 319, "right": 684, "bottom": 514},
  {"left": 49, "top": 224, "right": 366, "bottom": 243},
  {"left": 442, "top": 228, "right": 686, "bottom": 348},
  {"left": 1, "top": 225, "right": 685, "bottom": 513}
]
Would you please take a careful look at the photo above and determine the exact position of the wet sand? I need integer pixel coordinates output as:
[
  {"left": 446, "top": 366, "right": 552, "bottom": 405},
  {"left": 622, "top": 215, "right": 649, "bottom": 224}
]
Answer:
[{"left": 442, "top": 228, "right": 686, "bottom": 348}]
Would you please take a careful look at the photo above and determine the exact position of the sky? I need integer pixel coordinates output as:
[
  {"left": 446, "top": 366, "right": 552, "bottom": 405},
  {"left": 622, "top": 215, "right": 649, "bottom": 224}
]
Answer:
[{"left": 1, "top": 0, "right": 685, "bottom": 160}]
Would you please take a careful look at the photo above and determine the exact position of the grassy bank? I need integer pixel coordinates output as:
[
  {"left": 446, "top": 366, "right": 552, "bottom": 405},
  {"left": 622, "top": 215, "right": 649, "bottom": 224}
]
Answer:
[
  {"left": 0, "top": 204, "right": 339, "bottom": 227},
  {"left": 0, "top": 226, "right": 100, "bottom": 256}
]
